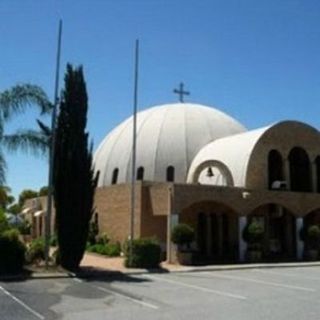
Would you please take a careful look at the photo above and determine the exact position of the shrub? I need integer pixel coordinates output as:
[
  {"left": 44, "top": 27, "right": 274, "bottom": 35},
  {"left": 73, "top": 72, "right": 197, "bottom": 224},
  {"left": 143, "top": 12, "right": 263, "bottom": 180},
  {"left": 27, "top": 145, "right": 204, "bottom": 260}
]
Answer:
[
  {"left": 0, "top": 229, "right": 26, "bottom": 274},
  {"left": 26, "top": 238, "right": 45, "bottom": 264},
  {"left": 124, "top": 238, "right": 161, "bottom": 268},
  {"left": 171, "top": 224, "right": 195, "bottom": 249},
  {"left": 307, "top": 225, "right": 320, "bottom": 249},
  {"left": 106, "top": 242, "right": 121, "bottom": 257},
  {"left": 88, "top": 243, "right": 108, "bottom": 255},
  {"left": 0, "top": 210, "right": 9, "bottom": 234},
  {"left": 50, "top": 234, "right": 58, "bottom": 246},
  {"left": 87, "top": 242, "right": 121, "bottom": 257},
  {"left": 96, "top": 233, "right": 109, "bottom": 245},
  {"left": 243, "top": 221, "right": 264, "bottom": 245},
  {"left": 18, "top": 220, "right": 31, "bottom": 235}
]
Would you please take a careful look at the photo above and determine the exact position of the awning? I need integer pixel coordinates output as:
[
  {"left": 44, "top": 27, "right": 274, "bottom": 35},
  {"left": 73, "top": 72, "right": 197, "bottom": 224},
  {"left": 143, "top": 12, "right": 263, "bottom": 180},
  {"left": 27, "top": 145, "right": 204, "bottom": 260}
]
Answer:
[
  {"left": 34, "top": 210, "right": 44, "bottom": 217},
  {"left": 22, "top": 207, "right": 32, "bottom": 214}
]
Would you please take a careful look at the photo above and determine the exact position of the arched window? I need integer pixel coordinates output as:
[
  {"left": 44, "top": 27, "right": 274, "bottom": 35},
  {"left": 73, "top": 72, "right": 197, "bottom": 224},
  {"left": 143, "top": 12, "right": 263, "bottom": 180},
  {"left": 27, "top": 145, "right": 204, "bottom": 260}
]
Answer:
[
  {"left": 166, "top": 166, "right": 175, "bottom": 182},
  {"left": 289, "top": 147, "right": 311, "bottom": 192},
  {"left": 137, "top": 167, "right": 144, "bottom": 181},
  {"left": 111, "top": 168, "right": 119, "bottom": 185},
  {"left": 316, "top": 156, "right": 320, "bottom": 193},
  {"left": 268, "top": 150, "right": 283, "bottom": 189}
]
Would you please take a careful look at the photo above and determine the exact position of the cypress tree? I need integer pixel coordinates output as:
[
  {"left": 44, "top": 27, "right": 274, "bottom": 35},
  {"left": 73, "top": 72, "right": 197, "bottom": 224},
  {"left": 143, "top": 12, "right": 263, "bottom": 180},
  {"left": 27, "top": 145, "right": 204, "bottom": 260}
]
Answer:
[{"left": 53, "top": 64, "right": 98, "bottom": 271}]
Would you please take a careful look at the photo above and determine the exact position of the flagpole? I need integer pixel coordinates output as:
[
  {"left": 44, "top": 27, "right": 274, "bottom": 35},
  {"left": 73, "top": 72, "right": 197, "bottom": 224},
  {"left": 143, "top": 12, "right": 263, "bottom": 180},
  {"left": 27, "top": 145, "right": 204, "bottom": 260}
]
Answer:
[
  {"left": 129, "top": 39, "right": 139, "bottom": 265},
  {"left": 44, "top": 19, "right": 62, "bottom": 269}
]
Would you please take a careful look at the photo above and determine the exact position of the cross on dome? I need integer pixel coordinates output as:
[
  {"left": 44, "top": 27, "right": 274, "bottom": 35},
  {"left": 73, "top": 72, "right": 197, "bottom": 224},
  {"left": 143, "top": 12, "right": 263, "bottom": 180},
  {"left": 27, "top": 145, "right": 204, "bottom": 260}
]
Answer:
[{"left": 173, "top": 82, "right": 190, "bottom": 103}]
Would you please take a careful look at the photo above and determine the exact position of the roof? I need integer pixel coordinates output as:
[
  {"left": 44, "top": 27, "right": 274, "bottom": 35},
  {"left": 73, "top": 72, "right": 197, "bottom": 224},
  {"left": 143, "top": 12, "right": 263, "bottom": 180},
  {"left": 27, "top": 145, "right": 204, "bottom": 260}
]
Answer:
[
  {"left": 187, "top": 120, "right": 320, "bottom": 187},
  {"left": 94, "top": 102, "right": 246, "bottom": 186}
]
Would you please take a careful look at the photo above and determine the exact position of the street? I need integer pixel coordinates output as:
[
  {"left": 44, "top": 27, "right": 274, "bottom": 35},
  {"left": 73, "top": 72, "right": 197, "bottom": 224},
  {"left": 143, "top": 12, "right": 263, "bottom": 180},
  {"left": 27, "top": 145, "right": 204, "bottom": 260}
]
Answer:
[{"left": 1, "top": 266, "right": 320, "bottom": 319}]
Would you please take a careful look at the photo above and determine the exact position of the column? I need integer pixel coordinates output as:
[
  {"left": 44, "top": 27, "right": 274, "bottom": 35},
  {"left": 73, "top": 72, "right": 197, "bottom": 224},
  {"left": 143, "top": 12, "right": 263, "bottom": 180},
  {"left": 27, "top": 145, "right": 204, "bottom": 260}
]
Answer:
[
  {"left": 166, "top": 186, "right": 177, "bottom": 264},
  {"left": 206, "top": 214, "right": 213, "bottom": 258},
  {"left": 238, "top": 216, "right": 247, "bottom": 262},
  {"left": 296, "top": 217, "right": 304, "bottom": 260}
]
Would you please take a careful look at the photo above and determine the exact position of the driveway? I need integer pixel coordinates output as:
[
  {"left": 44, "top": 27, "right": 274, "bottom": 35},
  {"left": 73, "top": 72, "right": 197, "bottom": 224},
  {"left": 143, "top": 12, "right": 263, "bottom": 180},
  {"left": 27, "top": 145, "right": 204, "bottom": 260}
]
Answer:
[{"left": 1, "top": 266, "right": 320, "bottom": 319}]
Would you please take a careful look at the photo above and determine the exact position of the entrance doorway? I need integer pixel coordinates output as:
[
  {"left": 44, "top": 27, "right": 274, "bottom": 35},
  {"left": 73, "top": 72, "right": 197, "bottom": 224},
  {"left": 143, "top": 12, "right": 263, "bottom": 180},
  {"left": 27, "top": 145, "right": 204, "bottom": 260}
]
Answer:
[
  {"left": 181, "top": 202, "right": 238, "bottom": 264},
  {"left": 249, "top": 204, "right": 296, "bottom": 261}
]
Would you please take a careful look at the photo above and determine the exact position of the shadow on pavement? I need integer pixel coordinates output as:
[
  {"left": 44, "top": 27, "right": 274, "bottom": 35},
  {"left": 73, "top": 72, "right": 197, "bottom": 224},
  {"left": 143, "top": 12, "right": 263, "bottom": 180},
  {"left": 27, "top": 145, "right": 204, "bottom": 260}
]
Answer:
[{"left": 76, "top": 265, "right": 169, "bottom": 283}]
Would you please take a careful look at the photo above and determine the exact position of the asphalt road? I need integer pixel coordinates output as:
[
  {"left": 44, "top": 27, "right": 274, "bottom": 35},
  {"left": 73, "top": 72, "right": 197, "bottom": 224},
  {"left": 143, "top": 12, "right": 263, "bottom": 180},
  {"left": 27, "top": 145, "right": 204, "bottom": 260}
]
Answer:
[{"left": 2, "top": 266, "right": 320, "bottom": 320}]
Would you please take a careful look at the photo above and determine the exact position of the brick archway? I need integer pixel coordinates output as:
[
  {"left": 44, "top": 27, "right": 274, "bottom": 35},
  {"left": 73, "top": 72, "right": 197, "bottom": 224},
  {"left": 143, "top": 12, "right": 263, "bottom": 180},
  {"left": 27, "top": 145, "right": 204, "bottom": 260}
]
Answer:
[{"left": 180, "top": 201, "right": 239, "bottom": 263}]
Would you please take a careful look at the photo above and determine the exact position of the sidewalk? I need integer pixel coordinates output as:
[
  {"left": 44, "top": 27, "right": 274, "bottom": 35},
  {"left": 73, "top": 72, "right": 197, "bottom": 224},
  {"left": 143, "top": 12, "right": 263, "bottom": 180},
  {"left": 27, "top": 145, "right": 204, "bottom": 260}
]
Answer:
[
  {"left": 3, "top": 253, "right": 320, "bottom": 281},
  {"left": 80, "top": 252, "right": 320, "bottom": 275}
]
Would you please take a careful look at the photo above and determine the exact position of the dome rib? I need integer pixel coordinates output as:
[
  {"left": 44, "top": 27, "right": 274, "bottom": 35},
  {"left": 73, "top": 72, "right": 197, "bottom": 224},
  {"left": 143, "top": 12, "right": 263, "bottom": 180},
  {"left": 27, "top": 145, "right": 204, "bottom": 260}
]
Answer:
[
  {"left": 152, "top": 106, "right": 171, "bottom": 180},
  {"left": 101, "top": 118, "right": 132, "bottom": 185},
  {"left": 125, "top": 106, "right": 161, "bottom": 182},
  {"left": 94, "top": 103, "right": 246, "bottom": 186}
]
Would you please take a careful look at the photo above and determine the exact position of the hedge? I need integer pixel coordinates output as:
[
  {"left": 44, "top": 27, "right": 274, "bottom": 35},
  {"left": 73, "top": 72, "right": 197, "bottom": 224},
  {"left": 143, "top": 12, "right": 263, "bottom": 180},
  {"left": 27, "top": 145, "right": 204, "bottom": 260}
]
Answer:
[
  {"left": 124, "top": 238, "right": 161, "bottom": 268},
  {"left": 0, "top": 229, "right": 26, "bottom": 274}
]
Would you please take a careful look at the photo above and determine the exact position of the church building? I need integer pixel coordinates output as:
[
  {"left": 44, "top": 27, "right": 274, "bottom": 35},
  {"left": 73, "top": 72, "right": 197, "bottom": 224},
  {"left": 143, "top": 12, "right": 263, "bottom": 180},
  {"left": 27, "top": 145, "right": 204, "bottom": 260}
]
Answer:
[{"left": 93, "top": 90, "right": 320, "bottom": 263}]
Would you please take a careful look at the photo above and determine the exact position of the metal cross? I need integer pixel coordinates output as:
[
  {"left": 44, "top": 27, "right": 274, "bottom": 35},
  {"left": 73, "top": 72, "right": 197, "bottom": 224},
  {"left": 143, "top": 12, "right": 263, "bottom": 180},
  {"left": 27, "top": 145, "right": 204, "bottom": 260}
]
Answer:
[{"left": 173, "top": 82, "right": 190, "bottom": 103}]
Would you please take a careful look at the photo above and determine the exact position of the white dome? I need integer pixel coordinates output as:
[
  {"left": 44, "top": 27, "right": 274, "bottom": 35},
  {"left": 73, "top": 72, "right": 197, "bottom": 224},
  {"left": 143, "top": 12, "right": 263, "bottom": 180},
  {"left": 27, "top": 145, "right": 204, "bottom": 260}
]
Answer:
[{"left": 94, "top": 103, "right": 246, "bottom": 186}]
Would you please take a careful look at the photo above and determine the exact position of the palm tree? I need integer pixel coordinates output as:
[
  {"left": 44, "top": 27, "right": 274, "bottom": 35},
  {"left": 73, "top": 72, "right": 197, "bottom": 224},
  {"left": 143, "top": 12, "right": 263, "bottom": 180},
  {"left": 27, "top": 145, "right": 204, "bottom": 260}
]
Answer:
[
  {"left": 0, "top": 186, "right": 14, "bottom": 210},
  {"left": 0, "top": 84, "right": 52, "bottom": 184}
]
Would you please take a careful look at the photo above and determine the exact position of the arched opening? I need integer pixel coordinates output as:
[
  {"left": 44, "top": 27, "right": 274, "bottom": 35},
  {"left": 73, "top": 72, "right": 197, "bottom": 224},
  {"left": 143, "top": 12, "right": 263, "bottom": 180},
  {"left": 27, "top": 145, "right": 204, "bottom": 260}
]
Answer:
[
  {"left": 181, "top": 201, "right": 239, "bottom": 263},
  {"left": 268, "top": 150, "right": 283, "bottom": 189},
  {"left": 197, "top": 213, "right": 206, "bottom": 256},
  {"left": 316, "top": 156, "right": 320, "bottom": 193},
  {"left": 111, "top": 168, "right": 119, "bottom": 185},
  {"left": 189, "top": 160, "right": 234, "bottom": 186},
  {"left": 137, "top": 167, "right": 144, "bottom": 181},
  {"left": 289, "top": 147, "right": 311, "bottom": 192},
  {"left": 166, "top": 166, "right": 175, "bottom": 182},
  {"left": 248, "top": 203, "right": 296, "bottom": 261}
]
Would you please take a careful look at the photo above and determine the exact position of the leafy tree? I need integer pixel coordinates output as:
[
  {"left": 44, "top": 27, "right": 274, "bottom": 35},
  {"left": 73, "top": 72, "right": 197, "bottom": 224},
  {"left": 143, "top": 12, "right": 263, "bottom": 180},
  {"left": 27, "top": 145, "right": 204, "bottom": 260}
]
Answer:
[
  {"left": 53, "top": 64, "right": 98, "bottom": 271},
  {"left": 0, "top": 186, "right": 15, "bottom": 209},
  {"left": 0, "top": 209, "right": 9, "bottom": 233},
  {"left": 7, "top": 203, "right": 22, "bottom": 215},
  {"left": 18, "top": 189, "right": 38, "bottom": 206},
  {"left": 38, "top": 186, "right": 49, "bottom": 196},
  {"left": 0, "top": 84, "right": 52, "bottom": 183}
]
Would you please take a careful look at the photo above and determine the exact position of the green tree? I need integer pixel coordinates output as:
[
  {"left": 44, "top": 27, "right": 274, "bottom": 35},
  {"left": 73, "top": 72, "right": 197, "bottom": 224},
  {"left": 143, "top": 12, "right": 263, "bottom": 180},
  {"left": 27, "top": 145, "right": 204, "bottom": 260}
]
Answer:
[
  {"left": 38, "top": 186, "right": 49, "bottom": 196},
  {"left": 0, "top": 84, "right": 51, "bottom": 184},
  {"left": 0, "top": 186, "right": 15, "bottom": 210},
  {"left": 7, "top": 203, "right": 22, "bottom": 215},
  {"left": 18, "top": 189, "right": 38, "bottom": 207},
  {"left": 53, "top": 64, "right": 98, "bottom": 271}
]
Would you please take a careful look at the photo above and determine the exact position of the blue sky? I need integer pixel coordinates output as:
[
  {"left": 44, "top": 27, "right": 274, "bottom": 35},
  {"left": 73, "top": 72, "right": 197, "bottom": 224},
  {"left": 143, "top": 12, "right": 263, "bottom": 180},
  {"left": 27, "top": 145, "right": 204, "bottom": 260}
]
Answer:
[{"left": 1, "top": 0, "right": 320, "bottom": 199}]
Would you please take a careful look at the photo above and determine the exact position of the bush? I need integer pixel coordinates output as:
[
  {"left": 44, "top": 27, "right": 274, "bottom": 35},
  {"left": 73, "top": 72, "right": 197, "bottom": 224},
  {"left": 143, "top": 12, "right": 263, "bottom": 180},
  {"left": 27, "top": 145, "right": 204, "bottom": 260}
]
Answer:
[
  {"left": 0, "top": 210, "right": 9, "bottom": 234},
  {"left": 124, "top": 238, "right": 161, "bottom": 269},
  {"left": 307, "top": 225, "right": 320, "bottom": 249},
  {"left": 96, "top": 233, "right": 109, "bottom": 245},
  {"left": 243, "top": 221, "right": 264, "bottom": 245},
  {"left": 0, "top": 229, "right": 26, "bottom": 274},
  {"left": 171, "top": 224, "right": 194, "bottom": 249},
  {"left": 87, "top": 242, "right": 121, "bottom": 257},
  {"left": 26, "top": 238, "right": 45, "bottom": 264},
  {"left": 18, "top": 220, "right": 31, "bottom": 235},
  {"left": 87, "top": 220, "right": 99, "bottom": 245},
  {"left": 88, "top": 243, "right": 108, "bottom": 255},
  {"left": 106, "top": 242, "right": 121, "bottom": 257},
  {"left": 50, "top": 234, "right": 58, "bottom": 246}
]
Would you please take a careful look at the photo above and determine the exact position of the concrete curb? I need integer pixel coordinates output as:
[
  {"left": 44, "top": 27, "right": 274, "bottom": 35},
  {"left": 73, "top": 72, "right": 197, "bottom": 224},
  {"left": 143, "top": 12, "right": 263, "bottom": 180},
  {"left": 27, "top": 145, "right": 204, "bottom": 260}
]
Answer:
[
  {"left": 2, "top": 261, "right": 320, "bottom": 281},
  {"left": 113, "top": 261, "right": 320, "bottom": 276}
]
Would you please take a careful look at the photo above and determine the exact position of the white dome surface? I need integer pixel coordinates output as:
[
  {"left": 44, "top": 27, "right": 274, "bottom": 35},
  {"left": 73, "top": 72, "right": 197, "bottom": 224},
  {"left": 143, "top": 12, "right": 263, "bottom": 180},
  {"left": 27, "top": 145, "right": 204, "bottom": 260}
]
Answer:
[{"left": 94, "top": 103, "right": 246, "bottom": 186}]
